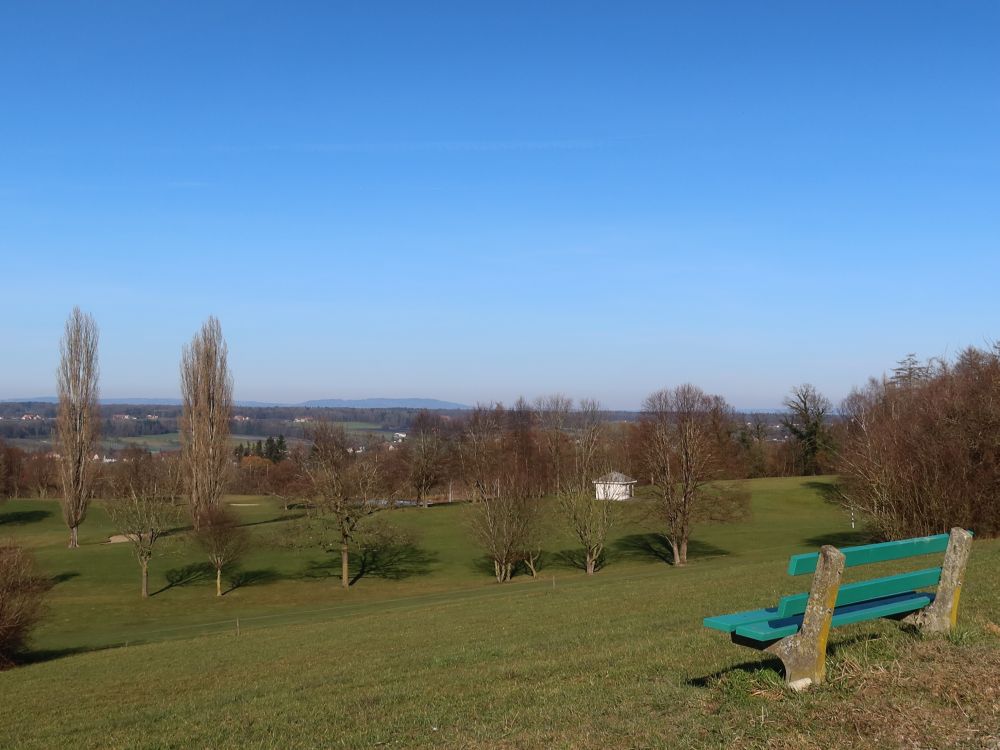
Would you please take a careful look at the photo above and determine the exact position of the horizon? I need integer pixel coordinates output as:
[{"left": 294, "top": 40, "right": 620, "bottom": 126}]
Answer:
[
  {"left": 2, "top": 3, "right": 998, "bottom": 410},
  {"left": 0, "top": 394, "right": 794, "bottom": 414}
]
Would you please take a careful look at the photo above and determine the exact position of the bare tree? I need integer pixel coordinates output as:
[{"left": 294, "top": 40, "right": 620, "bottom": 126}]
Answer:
[
  {"left": 195, "top": 505, "right": 249, "bottom": 596},
  {"left": 0, "top": 542, "right": 46, "bottom": 668},
  {"left": 180, "top": 316, "right": 233, "bottom": 526},
  {"left": 642, "top": 385, "right": 729, "bottom": 566},
  {"left": 558, "top": 486, "right": 615, "bottom": 575},
  {"left": 302, "top": 423, "right": 383, "bottom": 589},
  {"left": 56, "top": 307, "right": 100, "bottom": 548},
  {"left": 782, "top": 383, "right": 832, "bottom": 476},
  {"left": 535, "top": 394, "right": 573, "bottom": 494},
  {"left": 108, "top": 449, "right": 180, "bottom": 598},
  {"left": 0, "top": 440, "right": 25, "bottom": 500},
  {"left": 573, "top": 398, "right": 605, "bottom": 487},
  {"left": 458, "top": 404, "right": 504, "bottom": 501},
  {"left": 470, "top": 478, "right": 540, "bottom": 583},
  {"left": 405, "top": 413, "right": 449, "bottom": 507}
]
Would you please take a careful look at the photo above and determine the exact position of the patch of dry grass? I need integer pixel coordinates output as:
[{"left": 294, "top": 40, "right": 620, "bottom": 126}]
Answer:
[{"left": 707, "top": 630, "right": 1000, "bottom": 749}]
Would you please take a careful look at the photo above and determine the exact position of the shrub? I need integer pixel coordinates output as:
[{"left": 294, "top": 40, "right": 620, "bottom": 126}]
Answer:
[{"left": 0, "top": 542, "right": 46, "bottom": 667}]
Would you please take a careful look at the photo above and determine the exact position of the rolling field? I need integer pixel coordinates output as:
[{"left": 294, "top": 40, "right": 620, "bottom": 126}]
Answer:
[{"left": 1, "top": 478, "right": 998, "bottom": 748}]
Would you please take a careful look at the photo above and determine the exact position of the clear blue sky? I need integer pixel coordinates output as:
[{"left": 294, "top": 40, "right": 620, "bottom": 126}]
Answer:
[{"left": 2, "top": 2, "right": 998, "bottom": 409}]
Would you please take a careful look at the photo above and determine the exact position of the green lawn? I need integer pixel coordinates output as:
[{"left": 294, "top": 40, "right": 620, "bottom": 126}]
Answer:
[{"left": 1, "top": 477, "right": 998, "bottom": 749}]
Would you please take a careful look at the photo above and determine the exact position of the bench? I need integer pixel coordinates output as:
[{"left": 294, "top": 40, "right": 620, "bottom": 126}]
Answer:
[{"left": 703, "top": 527, "right": 974, "bottom": 690}]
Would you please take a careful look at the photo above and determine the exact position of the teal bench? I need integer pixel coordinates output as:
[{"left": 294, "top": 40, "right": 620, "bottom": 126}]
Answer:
[{"left": 704, "top": 527, "right": 973, "bottom": 689}]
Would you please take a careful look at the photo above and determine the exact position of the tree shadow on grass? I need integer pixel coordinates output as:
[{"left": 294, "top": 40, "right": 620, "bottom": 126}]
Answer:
[
  {"left": 301, "top": 543, "right": 437, "bottom": 585},
  {"left": 613, "top": 533, "right": 730, "bottom": 565},
  {"left": 803, "top": 480, "right": 846, "bottom": 504},
  {"left": 235, "top": 512, "right": 307, "bottom": 529},
  {"left": 49, "top": 571, "right": 79, "bottom": 586},
  {"left": 224, "top": 568, "right": 283, "bottom": 594},
  {"left": 152, "top": 562, "right": 214, "bottom": 595},
  {"left": 804, "top": 530, "right": 875, "bottom": 548},
  {"left": 551, "top": 548, "right": 610, "bottom": 573},
  {"left": 14, "top": 645, "right": 96, "bottom": 667},
  {"left": 350, "top": 544, "right": 437, "bottom": 585},
  {"left": 0, "top": 509, "right": 51, "bottom": 526}
]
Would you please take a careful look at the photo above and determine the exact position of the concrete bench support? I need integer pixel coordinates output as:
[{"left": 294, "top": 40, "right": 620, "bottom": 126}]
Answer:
[
  {"left": 904, "top": 527, "right": 973, "bottom": 635},
  {"left": 765, "top": 545, "right": 845, "bottom": 690}
]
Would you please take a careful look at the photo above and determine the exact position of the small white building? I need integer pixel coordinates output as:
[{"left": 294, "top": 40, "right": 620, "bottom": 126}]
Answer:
[{"left": 593, "top": 471, "right": 637, "bottom": 501}]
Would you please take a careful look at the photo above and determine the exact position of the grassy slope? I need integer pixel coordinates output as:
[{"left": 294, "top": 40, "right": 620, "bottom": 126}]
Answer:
[{"left": 1, "top": 477, "right": 998, "bottom": 749}]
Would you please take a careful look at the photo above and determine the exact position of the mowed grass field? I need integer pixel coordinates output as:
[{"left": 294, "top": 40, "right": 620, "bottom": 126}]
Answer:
[{"left": 1, "top": 477, "right": 998, "bottom": 749}]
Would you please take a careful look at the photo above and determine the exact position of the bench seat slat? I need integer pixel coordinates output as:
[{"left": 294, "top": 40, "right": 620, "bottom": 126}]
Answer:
[
  {"left": 703, "top": 606, "right": 779, "bottom": 633},
  {"left": 776, "top": 567, "right": 942, "bottom": 618},
  {"left": 787, "top": 534, "right": 949, "bottom": 575},
  {"left": 734, "top": 591, "right": 934, "bottom": 641}
]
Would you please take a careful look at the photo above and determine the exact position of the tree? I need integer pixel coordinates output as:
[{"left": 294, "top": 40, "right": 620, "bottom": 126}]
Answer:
[
  {"left": 0, "top": 440, "right": 25, "bottom": 500},
  {"left": 535, "top": 394, "right": 573, "bottom": 494},
  {"left": 736, "top": 413, "right": 770, "bottom": 478},
  {"left": 558, "top": 487, "right": 615, "bottom": 575},
  {"left": 781, "top": 384, "right": 832, "bottom": 475},
  {"left": 108, "top": 449, "right": 179, "bottom": 598},
  {"left": 180, "top": 316, "right": 233, "bottom": 526},
  {"left": 470, "top": 478, "right": 541, "bottom": 583},
  {"left": 56, "top": 307, "right": 100, "bottom": 549},
  {"left": 406, "top": 428, "right": 448, "bottom": 507},
  {"left": 458, "top": 404, "right": 504, "bottom": 501},
  {"left": 642, "top": 385, "right": 730, "bottom": 566},
  {"left": 0, "top": 542, "right": 46, "bottom": 668},
  {"left": 302, "top": 423, "right": 383, "bottom": 589},
  {"left": 890, "top": 353, "right": 932, "bottom": 389},
  {"left": 195, "top": 505, "right": 249, "bottom": 596},
  {"left": 573, "top": 398, "right": 604, "bottom": 487}
]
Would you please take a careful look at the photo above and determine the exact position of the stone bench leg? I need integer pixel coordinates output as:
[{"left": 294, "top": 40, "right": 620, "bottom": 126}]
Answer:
[
  {"left": 766, "top": 545, "right": 845, "bottom": 691},
  {"left": 904, "top": 527, "right": 973, "bottom": 635}
]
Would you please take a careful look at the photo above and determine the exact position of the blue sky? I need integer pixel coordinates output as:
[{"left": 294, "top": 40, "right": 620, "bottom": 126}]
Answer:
[{"left": 1, "top": 2, "right": 998, "bottom": 409}]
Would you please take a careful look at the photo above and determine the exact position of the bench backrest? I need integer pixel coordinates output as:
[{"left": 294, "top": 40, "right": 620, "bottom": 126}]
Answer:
[
  {"left": 787, "top": 533, "right": 951, "bottom": 575},
  {"left": 776, "top": 532, "right": 960, "bottom": 619}
]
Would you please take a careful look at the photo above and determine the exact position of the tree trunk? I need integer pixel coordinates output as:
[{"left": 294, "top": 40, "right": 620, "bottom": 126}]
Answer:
[
  {"left": 68, "top": 524, "right": 79, "bottom": 549},
  {"left": 586, "top": 553, "right": 596, "bottom": 576},
  {"left": 670, "top": 540, "right": 682, "bottom": 566},
  {"left": 216, "top": 567, "right": 222, "bottom": 597},
  {"left": 679, "top": 538, "right": 688, "bottom": 566},
  {"left": 341, "top": 542, "right": 350, "bottom": 589},
  {"left": 141, "top": 560, "right": 149, "bottom": 598}
]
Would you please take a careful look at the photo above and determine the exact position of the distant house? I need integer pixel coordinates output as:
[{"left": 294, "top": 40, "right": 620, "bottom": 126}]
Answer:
[
  {"left": 393, "top": 432, "right": 407, "bottom": 443},
  {"left": 112, "top": 413, "right": 135, "bottom": 422},
  {"left": 233, "top": 415, "right": 250, "bottom": 423},
  {"left": 293, "top": 416, "right": 313, "bottom": 424},
  {"left": 145, "top": 414, "right": 160, "bottom": 421},
  {"left": 593, "top": 471, "right": 637, "bottom": 501},
  {"left": 21, "top": 413, "right": 43, "bottom": 421}
]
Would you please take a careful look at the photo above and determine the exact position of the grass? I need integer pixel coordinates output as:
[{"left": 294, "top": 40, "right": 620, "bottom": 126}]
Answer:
[{"left": 1, "top": 477, "right": 998, "bottom": 748}]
